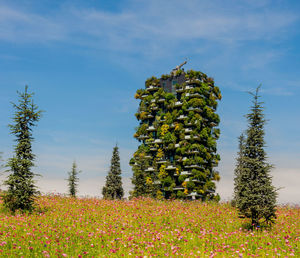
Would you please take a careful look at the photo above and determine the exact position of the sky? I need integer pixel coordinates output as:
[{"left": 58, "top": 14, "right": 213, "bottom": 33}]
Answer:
[{"left": 0, "top": 0, "right": 299, "bottom": 204}]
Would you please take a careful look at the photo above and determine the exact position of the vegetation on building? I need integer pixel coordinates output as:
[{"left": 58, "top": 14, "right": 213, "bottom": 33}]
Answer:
[{"left": 130, "top": 67, "right": 222, "bottom": 200}]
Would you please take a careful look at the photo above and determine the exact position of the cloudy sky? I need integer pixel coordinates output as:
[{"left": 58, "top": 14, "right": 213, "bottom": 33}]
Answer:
[{"left": 0, "top": 0, "right": 299, "bottom": 204}]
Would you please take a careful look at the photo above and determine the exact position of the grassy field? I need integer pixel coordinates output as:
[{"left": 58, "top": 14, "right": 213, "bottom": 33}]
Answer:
[{"left": 0, "top": 196, "right": 298, "bottom": 257}]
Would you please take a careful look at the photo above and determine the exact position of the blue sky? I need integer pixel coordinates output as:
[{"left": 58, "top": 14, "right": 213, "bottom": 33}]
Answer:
[{"left": 0, "top": 0, "right": 299, "bottom": 203}]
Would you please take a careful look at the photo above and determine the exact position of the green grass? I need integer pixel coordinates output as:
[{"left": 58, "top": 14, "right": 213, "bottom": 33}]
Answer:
[{"left": 0, "top": 196, "right": 298, "bottom": 257}]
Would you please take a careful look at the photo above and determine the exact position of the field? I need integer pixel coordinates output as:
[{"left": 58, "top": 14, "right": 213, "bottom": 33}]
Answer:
[{"left": 0, "top": 196, "right": 298, "bottom": 257}]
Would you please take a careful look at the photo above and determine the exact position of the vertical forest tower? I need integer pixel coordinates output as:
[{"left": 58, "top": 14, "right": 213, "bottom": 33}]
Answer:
[{"left": 130, "top": 62, "right": 222, "bottom": 200}]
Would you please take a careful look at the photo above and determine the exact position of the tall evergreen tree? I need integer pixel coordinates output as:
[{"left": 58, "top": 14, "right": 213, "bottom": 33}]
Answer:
[
  {"left": 68, "top": 161, "right": 80, "bottom": 197},
  {"left": 102, "top": 145, "right": 124, "bottom": 200},
  {"left": 3, "top": 86, "right": 42, "bottom": 212},
  {"left": 233, "top": 133, "right": 245, "bottom": 204},
  {"left": 234, "top": 86, "right": 277, "bottom": 227}
]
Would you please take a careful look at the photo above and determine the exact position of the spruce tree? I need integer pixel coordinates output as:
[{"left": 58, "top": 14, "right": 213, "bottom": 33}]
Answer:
[
  {"left": 233, "top": 133, "right": 245, "bottom": 205},
  {"left": 68, "top": 161, "right": 80, "bottom": 197},
  {"left": 3, "top": 86, "right": 42, "bottom": 212},
  {"left": 234, "top": 86, "right": 277, "bottom": 227},
  {"left": 102, "top": 145, "right": 124, "bottom": 199}
]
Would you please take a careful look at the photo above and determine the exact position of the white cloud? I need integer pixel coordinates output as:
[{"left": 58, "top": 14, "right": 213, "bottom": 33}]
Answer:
[
  {"left": 0, "top": 6, "right": 66, "bottom": 42},
  {"left": 0, "top": 0, "right": 298, "bottom": 53}
]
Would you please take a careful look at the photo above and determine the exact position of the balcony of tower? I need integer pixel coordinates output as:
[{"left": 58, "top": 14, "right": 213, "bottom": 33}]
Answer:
[
  {"left": 147, "top": 125, "right": 156, "bottom": 131},
  {"left": 146, "top": 113, "right": 154, "bottom": 119},
  {"left": 186, "top": 150, "right": 200, "bottom": 155},
  {"left": 154, "top": 138, "right": 162, "bottom": 144},
  {"left": 185, "top": 78, "right": 201, "bottom": 85},
  {"left": 185, "top": 85, "right": 193, "bottom": 90},
  {"left": 176, "top": 86, "right": 184, "bottom": 93},
  {"left": 149, "top": 146, "right": 158, "bottom": 151},
  {"left": 173, "top": 186, "right": 184, "bottom": 191},
  {"left": 157, "top": 159, "right": 167, "bottom": 164},
  {"left": 150, "top": 105, "right": 158, "bottom": 111},
  {"left": 177, "top": 114, "right": 187, "bottom": 120},
  {"left": 184, "top": 164, "right": 201, "bottom": 169},
  {"left": 141, "top": 93, "right": 149, "bottom": 98},
  {"left": 184, "top": 135, "right": 199, "bottom": 140},
  {"left": 174, "top": 101, "right": 183, "bottom": 107},
  {"left": 180, "top": 171, "right": 192, "bottom": 176},
  {"left": 138, "top": 134, "right": 149, "bottom": 140},
  {"left": 145, "top": 167, "right": 155, "bottom": 172},
  {"left": 176, "top": 156, "right": 187, "bottom": 162},
  {"left": 146, "top": 84, "right": 160, "bottom": 91},
  {"left": 165, "top": 164, "right": 177, "bottom": 170},
  {"left": 187, "top": 107, "right": 201, "bottom": 112},
  {"left": 184, "top": 128, "right": 193, "bottom": 133},
  {"left": 157, "top": 98, "right": 165, "bottom": 103}
]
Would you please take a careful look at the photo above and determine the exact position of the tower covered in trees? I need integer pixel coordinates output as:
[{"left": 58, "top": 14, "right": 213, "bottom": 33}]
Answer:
[{"left": 130, "top": 63, "right": 222, "bottom": 200}]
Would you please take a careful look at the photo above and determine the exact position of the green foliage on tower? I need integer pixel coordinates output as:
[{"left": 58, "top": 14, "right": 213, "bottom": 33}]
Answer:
[
  {"left": 129, "top": 145, "right": 159, "bottom": 198},
  {"left": 131, "top": 69, "right": 221, "bottom": 200},
  {"left": 234, "top": 86, "right": 277, "bottom": 227},
  {"left": 102, "top": 145, "right": 124, "bottom": 200},
  {"left": 68, "top": 161, "right": 80, "bottom": 197},
  {"left": 3, "top": 86, "right": 42, "bottom": 213}
]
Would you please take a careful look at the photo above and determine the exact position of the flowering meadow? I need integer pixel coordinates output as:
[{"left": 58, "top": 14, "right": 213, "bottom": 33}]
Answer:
[{"left": 0, "top": 196, "right": 298, "bottom": 257}]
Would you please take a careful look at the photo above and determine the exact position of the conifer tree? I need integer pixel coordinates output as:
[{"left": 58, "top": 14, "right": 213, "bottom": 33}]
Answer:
[
  {"left": 3, "top": 86, "right": 42, "bottom": 212},
  {"left": 233, "top": 133, "right": 245, "bottom": 205},
  {"left": 102, "top": 145, "right": 124, "bottom": 199},
  {"left": 234, "top": 86, "right": 277, "bottom": 227},
  {"left": 68, "top": 161, "right": 80, "bottom": 197}
]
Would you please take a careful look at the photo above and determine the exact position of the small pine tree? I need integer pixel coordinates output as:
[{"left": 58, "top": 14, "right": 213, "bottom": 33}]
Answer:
[
  {"left": 234, "top": 86, "right": 277, "bottom": 227},
  {"left": 3, "top": 86, "right": 42, "bottom": 212},
  {"left": 233, "top": 133, "right": 246, "bottom": 205},
  {"left": 68, "top": 161, "right": 80, "bottom": 197},
  {"left": 102, "top": 145, "right": 124, "bottom": 200}
]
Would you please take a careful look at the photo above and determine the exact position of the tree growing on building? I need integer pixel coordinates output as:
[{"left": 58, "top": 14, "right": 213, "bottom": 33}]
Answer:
[
  {"left": 102, "top": 145, "right": 124, "bottom": 200},
  {"left": 3, "top": 86, "right": 42, "bottom": 212},
  {"left": 234, "top": 86, "right": 277, "bottom": 227},
  {"left": 68, "top": 161, "right": 80, "bottom": 197},
  {"left": 129, "top": 145, "right": 158, "bottom": 198}
]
